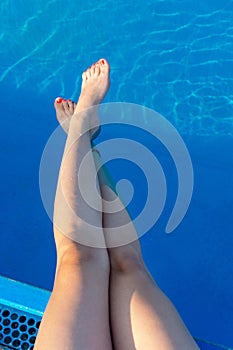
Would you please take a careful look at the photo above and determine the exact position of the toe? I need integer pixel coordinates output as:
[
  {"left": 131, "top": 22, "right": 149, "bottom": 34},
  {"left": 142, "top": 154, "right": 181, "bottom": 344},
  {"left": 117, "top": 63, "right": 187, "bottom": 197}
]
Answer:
[
  {"left": 62, "top": 100, "right": 70, "bottom": 114},
  {"left": 54, "top": 97, "right": 64, "bottom": 111},
  {"left": 82, "top": 72, "right": 87, "bottom": 82},
  {"left": 86, "top": 68, "right": 91, "bottom": 79},
  {"left": 67, "top": 100, "right": 75, "bottom": 114},
  {"left": 90, "top": 64, "right": 95, "bottom": 76},
  {"left": 94, "top": 62, "right": 100, "bottom": 76},
  {"left": 99, "top": 58, "right": 110, "bottom": 73}
]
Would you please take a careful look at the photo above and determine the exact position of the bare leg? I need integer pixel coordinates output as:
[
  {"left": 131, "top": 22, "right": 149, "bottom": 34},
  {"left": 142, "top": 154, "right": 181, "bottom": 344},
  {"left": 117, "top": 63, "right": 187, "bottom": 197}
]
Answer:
[
  {"left": 93, "top": 150, "right": 199, "bottom": 350},
  {"left": 35, "top": 59, "right": 112, "bottom": 350},
  {"left": 50, "top": 77, "right": 198, "bottom": 349}
]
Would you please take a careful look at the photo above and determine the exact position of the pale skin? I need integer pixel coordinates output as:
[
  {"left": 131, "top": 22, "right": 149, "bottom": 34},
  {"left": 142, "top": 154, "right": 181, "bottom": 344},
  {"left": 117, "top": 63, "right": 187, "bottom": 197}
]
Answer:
[{"left": 34, "top": 59, "right": 199, "bottom": 350}]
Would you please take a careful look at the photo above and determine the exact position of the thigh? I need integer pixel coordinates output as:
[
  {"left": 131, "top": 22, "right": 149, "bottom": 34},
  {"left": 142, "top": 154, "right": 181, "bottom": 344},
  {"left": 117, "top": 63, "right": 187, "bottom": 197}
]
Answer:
[
  {"left": 110, "top": 265, "right": 199, "bottom": 350},
  {"left": 35, "top": 250, "right": 113, "bottom": 350}
]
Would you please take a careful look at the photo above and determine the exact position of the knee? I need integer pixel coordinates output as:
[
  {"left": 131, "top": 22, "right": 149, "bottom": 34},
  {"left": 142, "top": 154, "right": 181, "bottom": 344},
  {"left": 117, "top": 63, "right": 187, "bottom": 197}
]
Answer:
[
  {"left": 54, "top": 227, "right": 109, "bottom": 268},
  {"left": 109, "top": 245, "right": 145, "bottom": 273},
  {"left": 58, "top": 243, "right": 109, "bottom": 271}
]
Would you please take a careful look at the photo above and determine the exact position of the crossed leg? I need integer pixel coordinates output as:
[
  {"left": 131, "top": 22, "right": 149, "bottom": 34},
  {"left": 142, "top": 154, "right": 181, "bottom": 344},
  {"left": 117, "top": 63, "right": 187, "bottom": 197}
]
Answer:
[
  {"left": 34, "top": 59, "right": 113, "bottom": 350},
  {"left": 94, "top": 150, "right": 199, "bottom": 350},
  {"left": 35, "top": 57, "right": 199, "bottom": 350}
]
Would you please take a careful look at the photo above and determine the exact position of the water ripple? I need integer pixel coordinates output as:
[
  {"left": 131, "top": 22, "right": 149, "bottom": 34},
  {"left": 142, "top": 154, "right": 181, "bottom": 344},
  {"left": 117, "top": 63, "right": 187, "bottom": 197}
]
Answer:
[{"left": 0, "top": 0, "right": 233, "bottom": 136}]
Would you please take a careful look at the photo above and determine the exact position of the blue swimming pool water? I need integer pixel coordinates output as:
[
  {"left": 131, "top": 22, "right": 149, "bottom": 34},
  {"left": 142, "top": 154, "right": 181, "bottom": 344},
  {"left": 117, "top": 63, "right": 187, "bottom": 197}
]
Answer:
[{"left": 0, "top": 0, "right": 233, "bottom": 347}]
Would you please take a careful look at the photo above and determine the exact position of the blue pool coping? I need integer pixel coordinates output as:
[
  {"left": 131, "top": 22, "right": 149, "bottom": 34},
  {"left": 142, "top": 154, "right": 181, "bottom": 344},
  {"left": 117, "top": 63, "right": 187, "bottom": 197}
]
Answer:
[
  {"left": 0, "top": 275, "right": 50, "bottom": 317},
  {"left": 0, "top": 275, "right": 232, "bottom": 350}
]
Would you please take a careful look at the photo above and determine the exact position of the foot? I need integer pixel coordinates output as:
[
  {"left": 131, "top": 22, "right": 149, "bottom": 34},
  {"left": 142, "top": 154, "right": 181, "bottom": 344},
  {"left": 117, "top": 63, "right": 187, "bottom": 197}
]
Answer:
[
  {"left": 77, "top": 58, "right": 110, "bottom": 111},
  {"left": 54, "top": 98, "right": 77, "bottom": 134},
  {"left": 54, "top": 58, "right": 110, "bottom": 137}
]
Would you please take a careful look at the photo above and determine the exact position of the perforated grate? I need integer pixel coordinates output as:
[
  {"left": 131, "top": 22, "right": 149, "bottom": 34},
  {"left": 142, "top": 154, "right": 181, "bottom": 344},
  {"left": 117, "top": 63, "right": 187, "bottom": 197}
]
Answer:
[{"left": 0, "top": 304, "right": 41, "bottom": 350}]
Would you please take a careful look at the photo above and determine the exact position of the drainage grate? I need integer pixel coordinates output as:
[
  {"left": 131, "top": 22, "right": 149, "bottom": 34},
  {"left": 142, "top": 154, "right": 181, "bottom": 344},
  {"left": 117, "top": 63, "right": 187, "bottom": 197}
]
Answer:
[{"left": 0, "top": 304, "right": 41, "bottom": 350}]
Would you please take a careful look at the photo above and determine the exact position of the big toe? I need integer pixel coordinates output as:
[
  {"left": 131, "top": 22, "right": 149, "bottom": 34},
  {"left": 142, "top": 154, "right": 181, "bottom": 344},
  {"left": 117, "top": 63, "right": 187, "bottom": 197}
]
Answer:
[
  {"left": 54, "top": 97, "right": 64, "bottom": 111},
  {"left": 99, "top": 58, "right": 110, "bottom": 73}
]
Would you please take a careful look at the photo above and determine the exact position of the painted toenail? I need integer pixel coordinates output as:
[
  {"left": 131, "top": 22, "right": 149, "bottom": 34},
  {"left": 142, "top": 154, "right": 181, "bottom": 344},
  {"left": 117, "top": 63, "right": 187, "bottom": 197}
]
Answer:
[
  {"left": 101, "top": 59, "right": 105, "bottom": 65},
  {"left": 56, "top": 97, "right": 63, "bottom": 103}
]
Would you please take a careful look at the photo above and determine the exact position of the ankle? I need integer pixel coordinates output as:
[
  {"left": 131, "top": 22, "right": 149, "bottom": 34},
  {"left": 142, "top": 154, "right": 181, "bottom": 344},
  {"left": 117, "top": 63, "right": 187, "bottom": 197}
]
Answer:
[
  {"left": 71, "top": 108, "right": 99, "bottom": 137},
  {"left": 74, "top": 98, "right": 99, "bottom": 115}
]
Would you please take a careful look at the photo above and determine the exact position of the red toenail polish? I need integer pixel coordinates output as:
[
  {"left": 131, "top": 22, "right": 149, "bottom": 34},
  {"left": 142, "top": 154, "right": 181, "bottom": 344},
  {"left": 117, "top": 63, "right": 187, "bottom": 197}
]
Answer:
[
  {"left": 56, "top": 98, "right": 62, "bottom": 103},
  {"left": 101, "top": 59, "right": 105, "bottom": 65}
]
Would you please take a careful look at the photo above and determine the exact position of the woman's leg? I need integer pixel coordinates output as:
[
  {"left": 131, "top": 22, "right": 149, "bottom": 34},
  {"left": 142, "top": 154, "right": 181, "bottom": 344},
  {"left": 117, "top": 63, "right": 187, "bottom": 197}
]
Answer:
[
  {"left": 35, "top": 59, "right": 113, "bottom": 350},
  {"left": 93, "top": 150, "right": 199, "bottom": 350}
]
